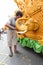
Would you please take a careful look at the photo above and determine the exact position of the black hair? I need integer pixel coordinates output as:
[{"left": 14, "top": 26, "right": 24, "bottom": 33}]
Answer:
[{"left": 16, "top": 11, "right": 23, "bottom": 17}]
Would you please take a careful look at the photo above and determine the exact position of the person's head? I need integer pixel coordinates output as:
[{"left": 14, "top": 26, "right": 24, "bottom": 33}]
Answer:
[{"left": 15, "top": 11, "right": 23, "bottom": 20}]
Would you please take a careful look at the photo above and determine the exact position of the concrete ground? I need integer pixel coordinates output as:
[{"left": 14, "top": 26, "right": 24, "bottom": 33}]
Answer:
[{"left": 0, "top": 33, "right": 43, "bottom": 65}]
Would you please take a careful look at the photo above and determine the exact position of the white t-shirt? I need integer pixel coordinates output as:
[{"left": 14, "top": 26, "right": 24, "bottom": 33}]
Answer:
[{"left": 7, "top": 17, "right": 16, "bottom": 30}]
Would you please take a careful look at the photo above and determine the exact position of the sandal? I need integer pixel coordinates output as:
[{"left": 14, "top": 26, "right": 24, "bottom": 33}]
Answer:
[{"left": 9, "top": 52, "right": 13, "bottom": 57}]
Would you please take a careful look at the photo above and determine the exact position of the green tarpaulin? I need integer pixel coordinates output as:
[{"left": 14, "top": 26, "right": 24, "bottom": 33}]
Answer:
[{"left": 17, "top": 37, "right": 43, "bottom": 53}]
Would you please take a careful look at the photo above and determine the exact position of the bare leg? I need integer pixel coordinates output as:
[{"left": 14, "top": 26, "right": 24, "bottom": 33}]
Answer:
[
  {"left": 9, "top": 46, "right": 13, "bottom": 57},
  {"left": 14, "top": 45, "right": 17, "bottom": 53},
  {"left": 9, "top": 46, "right": 12, "bottom": 53}
]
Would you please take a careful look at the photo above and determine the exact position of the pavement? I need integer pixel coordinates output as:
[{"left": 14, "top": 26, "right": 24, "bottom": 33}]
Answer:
[{"left": 0, "top": 33, "right": 43, "bottom": 65}]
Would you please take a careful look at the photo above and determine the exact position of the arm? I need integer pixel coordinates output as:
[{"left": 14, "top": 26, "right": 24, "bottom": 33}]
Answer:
[{"left": 6, "top": 23, "right": 16, "bottom": 30}]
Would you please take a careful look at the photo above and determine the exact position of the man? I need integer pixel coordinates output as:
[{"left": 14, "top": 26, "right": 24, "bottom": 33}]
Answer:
[{"left": 6, "top": 11, "right": 23, "bottom": 57}]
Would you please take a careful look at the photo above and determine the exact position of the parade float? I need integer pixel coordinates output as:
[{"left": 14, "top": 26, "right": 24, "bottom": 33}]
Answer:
[{"left": 14, "top": 0, "right": 43, "bottom": 54}]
